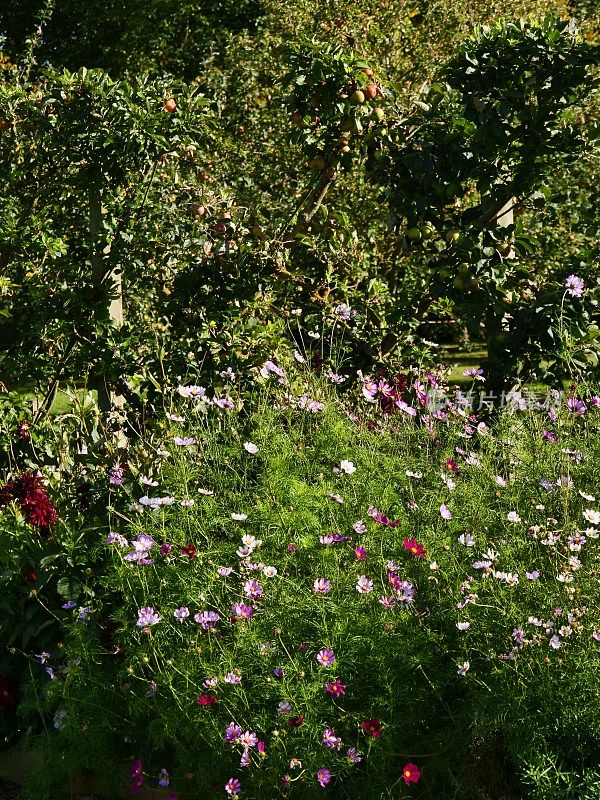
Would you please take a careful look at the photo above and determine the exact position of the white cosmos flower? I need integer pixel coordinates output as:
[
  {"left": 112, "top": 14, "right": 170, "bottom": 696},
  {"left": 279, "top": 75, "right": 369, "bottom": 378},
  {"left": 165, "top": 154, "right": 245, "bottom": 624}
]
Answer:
[{"left": 583, "top": 509, "right": 600, "bottom": 525}]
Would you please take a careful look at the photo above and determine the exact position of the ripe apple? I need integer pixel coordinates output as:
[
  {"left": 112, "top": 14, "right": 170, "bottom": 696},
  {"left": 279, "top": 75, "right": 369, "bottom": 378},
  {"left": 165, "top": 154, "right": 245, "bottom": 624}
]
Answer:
[
  {"left": 163, "top": 98, "right": 177, "bottom": 113},
  {"left": 364, "top": 83, "right": 377, "bottom": 101},
  {"left": 192, "top": 203, "right": 206, "bottom": 217}
]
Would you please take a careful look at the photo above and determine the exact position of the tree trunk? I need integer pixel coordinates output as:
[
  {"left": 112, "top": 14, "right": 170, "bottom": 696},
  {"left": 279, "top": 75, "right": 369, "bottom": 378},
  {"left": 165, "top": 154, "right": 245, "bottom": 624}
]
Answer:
[{"left": 89, "top": 185, "right": 124, "bottom": 412}]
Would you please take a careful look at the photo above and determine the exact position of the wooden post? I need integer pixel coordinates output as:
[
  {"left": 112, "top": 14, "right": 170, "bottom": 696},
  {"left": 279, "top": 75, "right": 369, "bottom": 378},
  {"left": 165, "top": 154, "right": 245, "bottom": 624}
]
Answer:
[{"left": 90, "top": 185, "right": 124, "bottom": 412}]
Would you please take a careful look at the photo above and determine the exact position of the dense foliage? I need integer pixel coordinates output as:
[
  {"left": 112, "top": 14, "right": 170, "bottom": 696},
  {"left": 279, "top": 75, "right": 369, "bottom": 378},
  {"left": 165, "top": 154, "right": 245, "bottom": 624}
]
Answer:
[
  {"left": 1, "top": 3, "right": 599, "bottom": 405},
  {"left": 0, "top": 1, "right": 599, "bottom": 798}
]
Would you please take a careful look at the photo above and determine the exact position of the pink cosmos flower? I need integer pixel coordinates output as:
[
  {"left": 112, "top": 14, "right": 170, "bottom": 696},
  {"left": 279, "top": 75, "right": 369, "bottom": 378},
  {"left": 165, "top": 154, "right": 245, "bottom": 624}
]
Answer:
[
  {"left": 313, "top": 578, "right": 332, "bottom": 595},
  {"left": 225, "top": 778, "right": 241, "bottom": 796},
  {"left": 440, "top": 504, "right": 452, "bottom": 520},
  {"left": 356, "top": 575, "right": 373, "bottom": 594},
  {"left": 243, "top": 580, "right": 263, "bottom": 600},
  {"left": 316, "top": 769, "right": 331, "bottom": 787},
  {"left": 136, "top": 607, "right": 161, "bottom": 627},
  {"left": 231, "top": 603, "right": 253, "bottom": 620},
  {"left": 322, "top": 728, "right": 342, "bottom": 749},
  {"left": 567, "top": 396, "right": 587, "bottom": 415},
  {"left": 316, "top": 648, "right": 336, "bottom": 667}
]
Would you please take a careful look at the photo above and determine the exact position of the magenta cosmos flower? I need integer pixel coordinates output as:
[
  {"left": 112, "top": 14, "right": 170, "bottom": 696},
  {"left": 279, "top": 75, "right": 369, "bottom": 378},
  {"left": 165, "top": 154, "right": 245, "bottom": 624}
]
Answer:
[
  {"left": 403, "top": 538, "right": 426, "bottom": 558},
  {"left": 401, "top": 763, "right": 421, "bottom": 785},
  {"left": 316, "top": 648, "right": 336, "bottom": 667},
  {"left": 324, "top": 678, "right": 346, "bottom": 698}
]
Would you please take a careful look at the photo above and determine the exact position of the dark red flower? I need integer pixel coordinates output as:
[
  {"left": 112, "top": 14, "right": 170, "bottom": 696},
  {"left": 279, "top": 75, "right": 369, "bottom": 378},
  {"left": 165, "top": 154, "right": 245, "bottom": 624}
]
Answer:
[
  {"left": 361, "top": 718, "right": 382, "bottom": 738},
  {"left": 17, "top": 420, "right": 31, "bottom": 441},
  {"left": 0, "top": 676, "right": 20, "bottom": 710},
  {"left": 197, "top": 694, "right": 216, "bottom": 706},
  {"left": 288, "top": 715, "right": 305, "bottom": 727},
  {"left": 311, "top": 354, "right": 324, "bottom": 372},
  {"left": 0, "top": 471, "right": 58, "bottom": 535},
  {"left": 445, "top": 459, "right": 460, "bottom": 473},
  {"left": 23, "top": 569, "right": 38, "bottom": 583},
  {"left": 181, "top": 543, "right": 197, "bottom": 560}
]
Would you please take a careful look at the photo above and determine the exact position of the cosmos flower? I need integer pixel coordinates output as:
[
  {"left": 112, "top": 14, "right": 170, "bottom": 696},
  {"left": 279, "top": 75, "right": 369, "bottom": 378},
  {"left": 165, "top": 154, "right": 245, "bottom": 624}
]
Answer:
[
  {"left": 313, "top": 578, "right": 332, "bottom": 595},
  {"left": 197, "top": 694, "right": 217, "bottom": 705},
  {"left": 224, "top": 778, "right": 241, "bottom": 796},
  {"left": 361, "top": 719, "right": 381, "bottom": 738},
  {"left": 564, "top": 275, "right": 585, "bottom": 297},
  {"left": 243, "top": 442, "right": 258, "bottom": 454},
  {"left": 194, "top": 611, "right": 220, "bottom": 630},
  {"left": 403, "top": 538, "right": 426, "bottom": 557},
  {"left": 224, "top": 722, "right": 243, "bottom": 744},
  {"left": 316, "top": 769, "right": 331, "bottom": 787},
  {"left": 322, "top": 728, "right": 342, "bottom": 749},
  {"left": 136, "top": 607, "right": 161, "bottom": 627},
  {"left": 316, "top": 649, "right": 336, "bottom": 667},
  {"left": 356, "top": 575, "right": 373, "bottom": 594},
  {"left": 158, "top": 769, "right": 170, "bottom": 788},
  {"left": 324, "top": 678, "right": 346, "bottom": 698},
  {"left": 173, "top": 436, "right": 196, "bottom": 446},
  {"left": 440, "top": 504, "right": 452, "bottom": 520},
  {"left": 231, "top": 603, "right": 253, "bottom": 620},
  {"left": 401, "top": 763, "right": 421, "bottom": 785}
]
